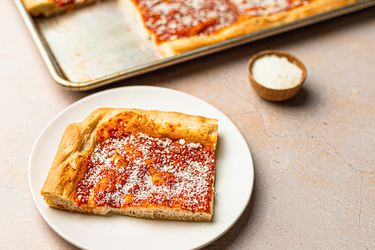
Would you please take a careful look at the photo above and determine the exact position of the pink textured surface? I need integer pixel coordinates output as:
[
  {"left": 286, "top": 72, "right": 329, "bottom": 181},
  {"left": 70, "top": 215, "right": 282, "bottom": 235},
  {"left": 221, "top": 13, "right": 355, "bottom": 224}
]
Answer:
[{"left": 1, "top": 0, "right": 374, "bottom": 248}]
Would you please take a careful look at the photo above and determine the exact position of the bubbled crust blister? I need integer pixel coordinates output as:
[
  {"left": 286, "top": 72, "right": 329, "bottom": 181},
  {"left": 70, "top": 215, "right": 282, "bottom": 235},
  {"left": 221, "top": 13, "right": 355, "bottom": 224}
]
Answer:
[{"left": 41, "top": 108, "right": 218, "bottom": 221}]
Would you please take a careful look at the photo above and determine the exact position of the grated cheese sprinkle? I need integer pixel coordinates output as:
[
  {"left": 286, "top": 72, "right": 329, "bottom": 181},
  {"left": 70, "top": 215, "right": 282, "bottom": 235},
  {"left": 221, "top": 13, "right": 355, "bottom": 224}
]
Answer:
[
  {"left": 136, "top": 0, "right": 307, "bottom": 42},
  {"left": 76, "top": 132, "right": 215, "bottom": 212}
]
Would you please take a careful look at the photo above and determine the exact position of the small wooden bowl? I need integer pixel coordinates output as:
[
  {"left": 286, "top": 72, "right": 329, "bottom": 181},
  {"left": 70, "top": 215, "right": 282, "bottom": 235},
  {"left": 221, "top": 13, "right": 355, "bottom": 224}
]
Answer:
[{"left": 248, "top": 50, "right": 307, "bottom": 102}]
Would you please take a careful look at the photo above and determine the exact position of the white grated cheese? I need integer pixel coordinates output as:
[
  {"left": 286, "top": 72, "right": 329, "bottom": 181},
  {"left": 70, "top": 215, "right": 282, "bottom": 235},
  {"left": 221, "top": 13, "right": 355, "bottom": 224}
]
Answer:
[
  {"left": 76, "top": 131, "right": 215, "bottom": 211},
  {"left": 252, "top": 54, "right": 303, "bottom": 90},
  {"left": 137, "top": 0, "right": 307, "bottom": 41},
  {"left": 178, "top": 139, "right": 186, "bottom": 145}
]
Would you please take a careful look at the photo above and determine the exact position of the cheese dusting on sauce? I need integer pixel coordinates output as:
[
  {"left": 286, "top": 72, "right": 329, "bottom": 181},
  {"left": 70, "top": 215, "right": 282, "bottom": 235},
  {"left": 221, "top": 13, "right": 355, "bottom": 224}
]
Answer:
[
  {"left": 135, "top": 0, "right": 308, "bottom": 42},
  {"left": 76, "top": 132, "right": 215, "bottom": 213}
]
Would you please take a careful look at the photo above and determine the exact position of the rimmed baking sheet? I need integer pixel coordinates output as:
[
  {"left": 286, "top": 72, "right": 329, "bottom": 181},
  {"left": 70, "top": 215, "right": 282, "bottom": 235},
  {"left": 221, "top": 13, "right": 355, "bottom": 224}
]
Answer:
[{"left": 15, "top": 0, "right": 375, "bottom": 91}]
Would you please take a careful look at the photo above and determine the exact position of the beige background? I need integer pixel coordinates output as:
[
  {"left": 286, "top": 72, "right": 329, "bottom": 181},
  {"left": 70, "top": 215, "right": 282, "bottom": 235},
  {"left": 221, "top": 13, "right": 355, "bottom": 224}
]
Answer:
[{"left": 1, "top": 1, "right": 375, "bottom": 249}]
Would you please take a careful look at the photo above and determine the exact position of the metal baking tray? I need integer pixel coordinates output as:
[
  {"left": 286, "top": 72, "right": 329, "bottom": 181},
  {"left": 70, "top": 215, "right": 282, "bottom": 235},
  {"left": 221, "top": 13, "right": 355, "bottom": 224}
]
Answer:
[{"left": 16, "top": 0, "right": 375, "bottom": 91}]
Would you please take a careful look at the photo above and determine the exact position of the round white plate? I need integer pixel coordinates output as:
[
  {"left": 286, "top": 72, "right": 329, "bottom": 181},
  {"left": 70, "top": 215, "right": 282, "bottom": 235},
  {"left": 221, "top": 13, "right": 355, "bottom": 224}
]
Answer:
[{"left": 29, "top": 86, "right": 254, "bottom": 250}]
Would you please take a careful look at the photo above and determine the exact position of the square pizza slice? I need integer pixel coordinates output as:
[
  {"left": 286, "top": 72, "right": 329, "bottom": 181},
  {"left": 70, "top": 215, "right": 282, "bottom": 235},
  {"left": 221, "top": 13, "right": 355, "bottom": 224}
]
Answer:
[
  {"left": 128, "top": 0, "right": 356, "bottom": 56},
  {"left": 22, "top": 0, "right": 103, "bottom": 17},
  {"left": 41, "top": 108, "right": 218, "bottom": 221}
]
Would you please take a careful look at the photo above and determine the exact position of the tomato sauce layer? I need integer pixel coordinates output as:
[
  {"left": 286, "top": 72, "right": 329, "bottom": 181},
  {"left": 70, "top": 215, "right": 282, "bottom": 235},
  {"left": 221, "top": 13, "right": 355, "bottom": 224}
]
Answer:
[
  {"left": 54, "top": 0, "right": 75, "bottom": 7},
  {"left": 76, "top": 125, "right": 215, "bottom": 213},
  {"left": 134, "top": 0, "right": 307, "bottom": 42}
]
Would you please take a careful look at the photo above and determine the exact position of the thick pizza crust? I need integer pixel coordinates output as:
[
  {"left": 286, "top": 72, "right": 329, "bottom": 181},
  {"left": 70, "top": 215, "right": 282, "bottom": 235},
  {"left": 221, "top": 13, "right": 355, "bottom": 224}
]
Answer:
[
  {"left": 41, "top": 108, "right": 218, "bottom": 221},
  {"left": 22, "top": 0, "right": 98, "bottom": 17},
  {"left": 158, "top": 0, "right": 357, "bottom": 56}
]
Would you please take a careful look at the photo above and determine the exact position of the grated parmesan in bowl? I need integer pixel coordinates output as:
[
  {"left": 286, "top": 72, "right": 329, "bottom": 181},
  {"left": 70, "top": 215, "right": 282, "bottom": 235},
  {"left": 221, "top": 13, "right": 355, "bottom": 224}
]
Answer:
[
  {"left": 248, "top": 50, "right": 307, "bottom": 102},
  {"left": 252, "top": 55, "right": 303, "bottom": 90}
]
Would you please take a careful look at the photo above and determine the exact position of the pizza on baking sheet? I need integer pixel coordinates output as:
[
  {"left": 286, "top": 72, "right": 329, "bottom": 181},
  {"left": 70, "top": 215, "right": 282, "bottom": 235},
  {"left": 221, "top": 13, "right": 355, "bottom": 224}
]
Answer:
[
  {"left": 129, "top": 0, "right": 357, "bottom": 56},
  {"left": 41, "top": 108, "right": 218, "bottom": 221},
  {"left": 23, "top": 0, "right": 357, "bottom": 55}
]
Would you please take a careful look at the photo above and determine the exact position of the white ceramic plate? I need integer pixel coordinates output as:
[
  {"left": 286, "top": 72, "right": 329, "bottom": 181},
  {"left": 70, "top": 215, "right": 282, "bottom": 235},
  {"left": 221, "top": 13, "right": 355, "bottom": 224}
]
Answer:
[{"left": 29, "top": 86, "right": 254, "bottom": 250}]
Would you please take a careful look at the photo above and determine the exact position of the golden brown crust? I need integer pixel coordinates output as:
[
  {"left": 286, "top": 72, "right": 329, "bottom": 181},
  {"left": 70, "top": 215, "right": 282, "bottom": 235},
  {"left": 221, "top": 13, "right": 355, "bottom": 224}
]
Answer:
[
  {"left": 22, "top": 0, "right": 98, "bottom": 17},
  {"left": 158, "top": 0, "right": 357, "bottom": 56},
  {"left": 22, "top": 0, "right": 54, "bottom": 16},
  {"left": 41, "top": 108, "right": 218, "bottom": 221}
]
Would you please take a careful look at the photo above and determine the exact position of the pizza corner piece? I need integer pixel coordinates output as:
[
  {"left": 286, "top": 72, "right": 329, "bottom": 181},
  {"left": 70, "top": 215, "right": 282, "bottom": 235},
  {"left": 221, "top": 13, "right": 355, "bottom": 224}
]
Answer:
[
  {"left": 41, "top": 108, "right": 218, "bottom": 221},
  {"left": 21, "top": 0, "right": 100, "bottom": 17}
]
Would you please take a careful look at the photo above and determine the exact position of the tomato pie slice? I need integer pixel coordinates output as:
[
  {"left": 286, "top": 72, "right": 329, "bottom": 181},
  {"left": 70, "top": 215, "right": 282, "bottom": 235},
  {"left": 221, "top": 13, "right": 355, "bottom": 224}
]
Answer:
[
  {"left": 41, "top": 108, "right": 218, "bottom": 221},
  {"left": 128, "top": 0, "right": 356, "bottom": 56},
  {"left": 22, "top": 0, "right": 104, "bottom": 17}
]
